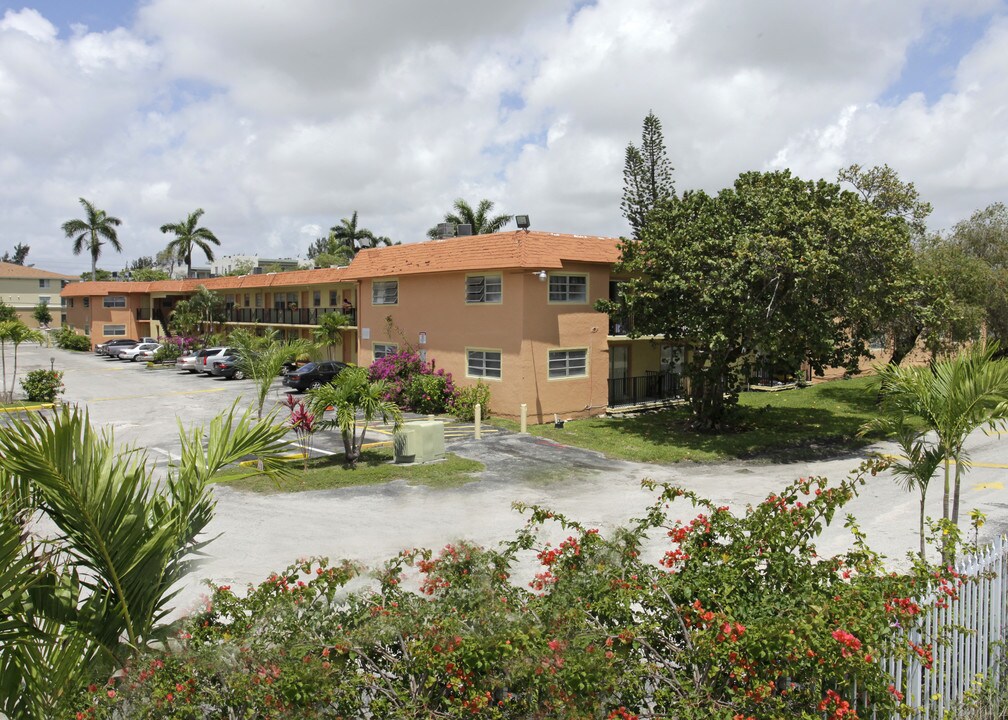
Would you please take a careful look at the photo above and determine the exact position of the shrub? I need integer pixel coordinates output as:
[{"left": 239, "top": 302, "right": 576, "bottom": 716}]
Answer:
[
  {"left": 450, "top": 380, "right": 491, "bottom": 421},
  {"left": 51, "top": 326, "right": 90, "bottom": 351},
  {"left": 76, "top": 466, "right": 965, "bottom": 720},
  {"left": 152, "top": 336, "right": 195, "bottom": 362},
  {"left": 20, "top": 369, "right": 64, "bottom": 403},
  {"left": 369, "top": 350, "right": 457, "bottom": 413}
]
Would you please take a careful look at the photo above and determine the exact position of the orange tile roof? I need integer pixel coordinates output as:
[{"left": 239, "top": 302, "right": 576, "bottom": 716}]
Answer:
[
  {"left": 0, "top": 261, "right": 77, "bottom": 280},
  {"left": 60, "top": 267, "right": 351, "bottom": 298},
  {"left": 343, "top": 230, "right": 622, "bottom": 279}
]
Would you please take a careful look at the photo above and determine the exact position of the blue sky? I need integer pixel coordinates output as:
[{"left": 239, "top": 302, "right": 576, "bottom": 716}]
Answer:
[{"left": 1, "top": 1, "right": 1007, "bottom": 274}]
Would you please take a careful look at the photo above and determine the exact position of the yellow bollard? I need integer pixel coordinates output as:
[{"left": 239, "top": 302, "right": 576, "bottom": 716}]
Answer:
[
  {"left": 520, "top": 403, "right": 528, "bottom": 433},
  {"left": 474, "top": 403, "right": 482, "bottom": 440}
]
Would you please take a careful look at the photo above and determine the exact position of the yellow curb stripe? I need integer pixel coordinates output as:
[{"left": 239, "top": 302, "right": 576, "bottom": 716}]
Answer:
[
  {"left": 362, "top": 440, "right": 393, "bottom": 449},
  {"left": 0, "top": 403, "right": 54, "bottom": 413},
  {"left": 88, "top": 387, "right": 229, "bottom": 402},
  {"left": 973, "top": 482, "right": 1004, "bottom": 490},
  {"left": 880, "top": 453, "right": 1008, "bottom": 470}
]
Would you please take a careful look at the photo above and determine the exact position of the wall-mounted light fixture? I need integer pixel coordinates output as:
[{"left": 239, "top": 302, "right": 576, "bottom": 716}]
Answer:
[
  {"left": 536, "top": 270, "right": 547, "bottom": 281},
  {"left": 516, "top": 214, "right": 530, "bottom": 230}
]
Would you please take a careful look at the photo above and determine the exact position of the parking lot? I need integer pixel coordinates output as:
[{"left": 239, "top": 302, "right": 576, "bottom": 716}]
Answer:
[{"left": 11, "top": 344, "right": 1008, "bottom": 615}]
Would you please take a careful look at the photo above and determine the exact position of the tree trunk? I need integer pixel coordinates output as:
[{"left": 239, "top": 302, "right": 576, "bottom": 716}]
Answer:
[
  {"left": 919, "top": 490, "right": 927, "bottom": 561},
  {"left": 341, "top": 428, "right": 356, "bottom": 469},
  {"left": 0, "top": 340, "right": 7, "bottom": 402},
  {"left": 951, "top": 460, "right": 963, "bottom": 527},
  {"left": 890, "top": 323, "right": 922, "bottom": 367},
  {"left": 10, "top": 344, "right": 17, "bottom": 404}
]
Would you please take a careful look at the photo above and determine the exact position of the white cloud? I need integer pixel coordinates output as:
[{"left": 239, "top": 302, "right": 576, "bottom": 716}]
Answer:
[{"left": 0, "top": 1, "right": 1005, "bottom": 274}]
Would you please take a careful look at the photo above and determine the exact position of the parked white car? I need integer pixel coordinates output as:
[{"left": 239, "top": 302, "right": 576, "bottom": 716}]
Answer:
[
  {"left": 179, "top": 348, "right": 224, "bottom": 374},
  {"left": 117, "top": 342, "right": 161, "bottom": 362}
]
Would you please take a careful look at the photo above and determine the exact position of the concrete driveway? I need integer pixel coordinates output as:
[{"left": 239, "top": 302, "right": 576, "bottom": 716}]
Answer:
[{"left": 12, "top": 345, "right": 1008, "bottom": 613}]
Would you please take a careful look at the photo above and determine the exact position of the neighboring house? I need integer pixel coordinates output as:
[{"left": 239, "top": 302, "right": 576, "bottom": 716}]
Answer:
[
  {"left": 0, "top": 261, "right": 77, "bottom": 327},
  {"left": 61, "top": 230, "right": 687, "bottom": 422}
]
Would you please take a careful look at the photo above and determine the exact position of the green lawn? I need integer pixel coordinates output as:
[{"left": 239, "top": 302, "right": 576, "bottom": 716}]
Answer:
[
  {"left": 492, "top": 376, "right": 893, "bottom": 464},
  {"left": 213, "top": 449, "right": 484, "bottom": 493}
]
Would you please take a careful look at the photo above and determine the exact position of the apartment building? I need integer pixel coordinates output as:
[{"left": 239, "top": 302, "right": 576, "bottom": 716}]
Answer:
[
  {"left": 0, "top": 261, "right": 77, "bottom": 327},
  {"left": 61, "top": 230, "right": 686, "bottom": 422}
]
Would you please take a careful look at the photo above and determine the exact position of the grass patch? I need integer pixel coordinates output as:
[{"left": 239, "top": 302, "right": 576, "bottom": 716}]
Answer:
[
  {"left": 500, "top": 376, "right": 899, "bottom": 464},
  {"left": 213, "top": 448, "right": 484, "bottom": 493}
]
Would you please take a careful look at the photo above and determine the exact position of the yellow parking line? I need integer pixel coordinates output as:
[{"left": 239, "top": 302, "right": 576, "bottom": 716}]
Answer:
[
  {"left": 362, "top": 440, "right": 393, "bottom": 449},
  {"left": 880, "top": 453, "right": 1008, "bottom": 470},
  {"left": 984, "top": 427, "right": 1007, "bottom": 437},
  {"left": 973, "top": 482, "right": 1004, "bottom": 490},
  {"left": 89, "top": 388, "right": 229, "bottom": 402}
]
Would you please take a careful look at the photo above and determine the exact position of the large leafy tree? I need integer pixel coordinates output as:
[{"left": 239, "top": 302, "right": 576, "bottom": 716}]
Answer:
[
  {"left": 160, "top": 208, "right": 221, "bottom": 278},
  {"left": 947, "top": 202, "right": 1008, "bottom": 350},
  {"left": 621, "top": 110, "right": 675, "bottom": 238},
  {"left": 0, "top": 403, "right": 294, "bottom": 719},
  {"left": 61, "top": 198, "right": 123, "bottom": 281},
  {"left": 426, "top": 198, "right": 511, "bottom": 238},
  {"left": 601, "top": 170, "right": 916, "bottom": 429}
]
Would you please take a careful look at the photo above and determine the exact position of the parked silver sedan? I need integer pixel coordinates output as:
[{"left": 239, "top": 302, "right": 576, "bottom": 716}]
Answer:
[{"left": 117, "top": 342, "right": 161, "bottom": 362}]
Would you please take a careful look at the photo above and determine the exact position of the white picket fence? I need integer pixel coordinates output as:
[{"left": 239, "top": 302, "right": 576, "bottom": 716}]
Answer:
[{"left": 869, "top": 535, "right": 1008, "bottom": 719}]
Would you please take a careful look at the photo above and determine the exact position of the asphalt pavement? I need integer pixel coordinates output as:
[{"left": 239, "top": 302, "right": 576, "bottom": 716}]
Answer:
[{"left": 12, "top": 344, "right": 1008, "bottom": 615}]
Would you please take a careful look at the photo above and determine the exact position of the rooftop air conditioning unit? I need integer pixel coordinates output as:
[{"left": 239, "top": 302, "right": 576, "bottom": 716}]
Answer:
[
  {"left": 252, "top": 267, "right": 263, "bottom": 274},
  {"left": 456, "top": 223, "right": 473, "bottom": 236},
  {"left": 436, "top": 222, "right": 455, "bottom": 239}
]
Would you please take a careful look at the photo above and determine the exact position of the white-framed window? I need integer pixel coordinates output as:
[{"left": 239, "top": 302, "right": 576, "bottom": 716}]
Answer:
[
  {"left": 244, "top": 293, "right": 250, "bottom": 307},
  {"left": 38, "top": 296, "right": 50, "bottom": 305},
  {"left": 313, "top": 290, "right": 321, "bottom": 307},
  {"left": 66, "top": 298, "right": 74, "bottom": 308},
  {"left": 465, "top": 275, "right": 502, "bottom": 304},
  {"left": 548, "top": 274, "right": 588, "bottom": 303},
  {"left": 103, "top": 295, "right": 126, "bottom": 308},
  {"left": 548, "top": 348, "right": 588, "bottom": 379},
  {"left": 329, "top": 290, "right": 338, "bottom": 306},
  {"left": 373, "top": 342, "right": 398, "bottom": 359},
  {"left": 39, "top": 279, "right": 51, "bottom": 289},
  {"left": 372, "top": 280, "right": 398, "bottom": 305},
  {"left": 255, "top": 293, "right": 262, "bottom": 308},
  {"left": 467, "top": 349, "right": 502, "bottom": 379},
  {"left": 103, "top": 324, "right": 126, "bottom": 337}
]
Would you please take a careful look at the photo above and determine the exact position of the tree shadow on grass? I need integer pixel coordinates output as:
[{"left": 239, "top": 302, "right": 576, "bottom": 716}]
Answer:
[{"left": 608, "top": 390, "right": 879, "bottom": 465}]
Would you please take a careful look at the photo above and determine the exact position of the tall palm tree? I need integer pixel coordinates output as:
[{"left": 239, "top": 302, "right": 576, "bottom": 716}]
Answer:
[
  {"left": 160, "top": 208, "right": 221, "bottom": 278},
  {"left": 330, "top": 211, "right": 383, "bottom": 256},
  {"left": 61, "top": 198, "right": 123, "bottom": 280},
  {"left": 870, "top": 342, "right": 1008, "bottom": 532},
  {"left": 427, "top": 198, "right": 512, "bottom": 239}
]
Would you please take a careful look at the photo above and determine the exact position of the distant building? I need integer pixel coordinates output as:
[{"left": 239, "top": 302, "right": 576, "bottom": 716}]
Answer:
[
  {"left": 210, "top": 255, "right": 311, "bottom": 277},
  {"left": 0, "top": 261, "right": 77, "bottom": 327}
]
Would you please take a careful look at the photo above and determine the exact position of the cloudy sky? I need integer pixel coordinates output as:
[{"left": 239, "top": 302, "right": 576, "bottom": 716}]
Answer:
[{"left": 1, "top": 0, "right": 1006, "bottom": 275}]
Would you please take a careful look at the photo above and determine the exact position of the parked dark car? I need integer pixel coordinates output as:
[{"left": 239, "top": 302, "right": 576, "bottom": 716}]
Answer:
[
  {"left": 282, "top": 361, "right": 348, "bottom": 392},
  {"left": 96, "top": 339, "right": 139, "bottom": 356},
  {"left": 210, "top": 353, "right": 245, "bottom": 380}
]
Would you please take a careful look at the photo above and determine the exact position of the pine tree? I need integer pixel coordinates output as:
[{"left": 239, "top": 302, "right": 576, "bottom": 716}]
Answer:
[{"left": 621, "top": 111, "right": 675, "bottom": 238}]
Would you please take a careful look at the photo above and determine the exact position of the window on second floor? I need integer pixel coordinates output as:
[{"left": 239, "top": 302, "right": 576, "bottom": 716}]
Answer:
[
  {"left": 548, "top": 275, "right": 588, "bottom": 303},
  {"left": 313, "top": 290, "right": 321, "bottom": 307},
  {"left": 372, "top": 280, "right": 398, "bottom": 305},
  {"left": 83, "top": 297, "right": 90, "bottom": 308},
  {"left": 39, "top": 279, "right": 51, "bottom": 289},
  {"left": 465, "top": 275, "right": 502, "bottom": 304},
  {"left": 38, "top": 296, "right": 50, "bottom": 306},
  {"left": 103, "top": 295, "right": 126, "bottom": 308}
]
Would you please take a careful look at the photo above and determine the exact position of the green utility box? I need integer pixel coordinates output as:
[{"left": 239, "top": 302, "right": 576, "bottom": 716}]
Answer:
[{"left": 393, "top": 421, "right": 445, "bottom": 464}]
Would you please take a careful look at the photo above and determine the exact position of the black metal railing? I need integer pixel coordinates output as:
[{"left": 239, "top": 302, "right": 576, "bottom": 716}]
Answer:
[
  {"left": 223, "top": 307, "right": 356, "bottom": 327},
  {"left": 608, "top": 372, "right": 683, "bottom": 407}
]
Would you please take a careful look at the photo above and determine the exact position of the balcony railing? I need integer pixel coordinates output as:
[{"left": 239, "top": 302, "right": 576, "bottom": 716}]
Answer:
[
  {"left": 608, "top": 372, "right": 684, "bottom": 408},
  {"left": 223, "top": 306, "right": 356, "bottom": 327}
]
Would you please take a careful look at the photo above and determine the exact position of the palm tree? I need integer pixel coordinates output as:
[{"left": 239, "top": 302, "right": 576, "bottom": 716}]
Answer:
[
  {"left": 0, "top": 403, "right": 294, "bottom": 719},
  {"left": 307, "top": 366, "right": 402, "bottom": 469},
  {"left": 863, "top": 414, "right": 944, "bottom": 559},
  {"left": 230, "top": 332, "right": 317, "bottom": 419},
  {"left": 160, "top": 208, "right": 221, "bottom": 278},
  {"left": 61, "top": 198, "right": 123, "bottom": 280},
  {"left": 312, "top": 311, "right": 349, "bottom": 360},
  {"left": 330, "top": 211, "right": 387, "bottom": 256},
  {"left": 0, "top": 320, "right": 45, "bottom": 402},
  {"left": 870, "top": 342, "right": 1008, "bottom": 532},
  {"left": 427, "top": 198, "right": 512, "bottom": 239}
]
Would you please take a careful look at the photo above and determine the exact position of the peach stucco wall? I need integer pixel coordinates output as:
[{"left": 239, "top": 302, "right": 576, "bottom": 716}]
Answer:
[
  {"left": 64, "top": 293, "right": 150, "bottom": 348},
  {"left": 358, "top": 263, "right": 612, "bottom": 423}
]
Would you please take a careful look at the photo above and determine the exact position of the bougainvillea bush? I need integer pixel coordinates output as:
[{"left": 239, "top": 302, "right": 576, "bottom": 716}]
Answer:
[
  {"left": 151, "top": 336, "right": 197, "bottom": 362},
  {"left": 77, "top": 464, "right": 966, "bottom": 719},
  {"left": 368, "top": 350, "right": 457, "bottom": 414}
]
